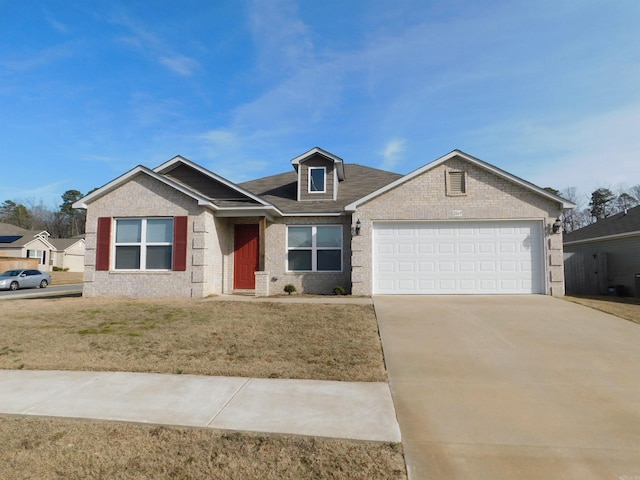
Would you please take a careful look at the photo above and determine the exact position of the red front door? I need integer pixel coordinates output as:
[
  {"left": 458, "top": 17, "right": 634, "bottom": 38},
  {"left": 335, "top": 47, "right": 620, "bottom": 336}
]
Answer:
[{"left": 234, "top": 224, "right": 259, "bottom": 289}]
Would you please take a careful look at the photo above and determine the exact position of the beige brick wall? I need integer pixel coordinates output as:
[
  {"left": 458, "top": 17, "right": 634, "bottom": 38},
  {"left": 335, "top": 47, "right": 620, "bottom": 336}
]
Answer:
[
  {"left": 83, "top": 173, "right": 229, "bottom": 298},
  {"left": 263, "top": 216, "right": 352, "bottom": 295},
  {"left": 351, "top": 158, "right": 565, "bottom": 296}
]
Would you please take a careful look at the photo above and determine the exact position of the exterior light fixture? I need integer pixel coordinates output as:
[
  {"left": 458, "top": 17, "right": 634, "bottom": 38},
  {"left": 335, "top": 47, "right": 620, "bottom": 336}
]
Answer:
[
  {"left": 552, "top": 218, "right": 562, "bottom": 234},
  {"left": 355, "top": 219, "right": 361, "bottom": 236}
]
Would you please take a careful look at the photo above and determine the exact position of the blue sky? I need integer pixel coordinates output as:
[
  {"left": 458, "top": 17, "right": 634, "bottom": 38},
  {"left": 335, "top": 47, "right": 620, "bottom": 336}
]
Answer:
[{"left": 1, "top": 0, "right": 639, "bottom": 210}]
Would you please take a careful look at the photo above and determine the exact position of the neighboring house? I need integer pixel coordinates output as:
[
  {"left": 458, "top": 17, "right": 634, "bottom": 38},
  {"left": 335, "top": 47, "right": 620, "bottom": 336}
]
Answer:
[
  {"left": 73, "top": 148, "right": 574, "bottom": 298},
  {"left": 49, "top": 237, "right": 86, "bottom": 272},
  {"left": 564, "top": 205, "right": 640, "bottom": 297},
  {"left": 0, "top": 224, "right": 55, "bottom": 271}
]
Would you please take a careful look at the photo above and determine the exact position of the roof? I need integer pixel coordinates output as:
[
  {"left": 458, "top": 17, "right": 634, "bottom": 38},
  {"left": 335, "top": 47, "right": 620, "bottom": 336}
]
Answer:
[
  {"left": 346, "top": 150, "right": 575, "bottom": 211},
  {"left": 72, "top": 148, "right": 571, "bottom": 218},
  {"left": 239, "top": 164, "right": 402, "bottom": 214},
  {"left": 74, "top": 157, "right": 279, "bottom": 218},
  {"left": 49, "top": 237, "right": 85, "bottom": 251},
  {"left": 0, "top": 224, "right": 54, "bottom": 248},
  {"left": 564, "top": 205, "right": 640, "bottom": 244}
]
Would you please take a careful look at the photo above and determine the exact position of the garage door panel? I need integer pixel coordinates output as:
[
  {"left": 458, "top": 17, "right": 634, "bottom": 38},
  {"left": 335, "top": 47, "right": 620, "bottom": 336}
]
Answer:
[{"left": 373, "top": 221, "right": 543, "bottom": 294}]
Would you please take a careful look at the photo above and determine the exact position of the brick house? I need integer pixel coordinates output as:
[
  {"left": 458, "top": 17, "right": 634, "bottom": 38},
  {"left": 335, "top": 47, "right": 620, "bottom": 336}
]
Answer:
[{"left": 73, "top": 148, "right": 574, "bottom": 297}]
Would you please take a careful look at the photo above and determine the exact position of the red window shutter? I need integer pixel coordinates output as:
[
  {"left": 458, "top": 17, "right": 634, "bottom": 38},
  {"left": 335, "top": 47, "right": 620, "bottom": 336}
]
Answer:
[
  {"left": 96, "top": 217, "right": 112, "bottom": 271},
  {"left": 173, "top": 216, "right": 188, "bottom": 271}
]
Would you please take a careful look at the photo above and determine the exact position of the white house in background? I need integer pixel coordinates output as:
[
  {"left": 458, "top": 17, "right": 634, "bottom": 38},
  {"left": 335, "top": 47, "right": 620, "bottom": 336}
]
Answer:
[
  {"left": 0, "top": 223, "right": 85, "bottom": 272},
  {"left": 49, "top": 238, "right": 86, "bottom": 272}
]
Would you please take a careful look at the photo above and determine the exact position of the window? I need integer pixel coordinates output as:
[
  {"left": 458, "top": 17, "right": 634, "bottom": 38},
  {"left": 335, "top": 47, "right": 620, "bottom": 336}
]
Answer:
[
  {"left": 287, "top": 225, "right": 342, "bottom": 272},
  {"left": 27, "top": 249, "right": 45, "bottom": 265},
  {"left": 446, "top": 170, "right": 466, "bottom": 195},
  {"left": 308, "top": 167, "right": 326, "bottom": 193},
  {"left": 114, "top": 218, "right": 173, "bottom": 270}
]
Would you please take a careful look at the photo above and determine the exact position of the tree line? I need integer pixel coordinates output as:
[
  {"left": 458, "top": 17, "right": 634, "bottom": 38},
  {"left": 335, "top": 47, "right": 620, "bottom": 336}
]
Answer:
[
  {"left": 0, "top": 190, "right": 86, "bottom": 238},
  {"left": 553, "top": 185, "right": 640, "bottom": 233}
]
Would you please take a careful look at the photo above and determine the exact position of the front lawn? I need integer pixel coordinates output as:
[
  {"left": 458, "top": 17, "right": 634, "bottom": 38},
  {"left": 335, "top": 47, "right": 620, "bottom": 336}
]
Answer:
[
  {"left": 0, "top": 297, "right": 405, "bottom": 479},
  {"left": 0, "top": 297, "right": 387, "bottom": 382},
  {"left": 0, "top": 416, "right": 406, "bottom": 480},
  {"left": 564, "top": 295, "right": 640, "bottom": 325}
]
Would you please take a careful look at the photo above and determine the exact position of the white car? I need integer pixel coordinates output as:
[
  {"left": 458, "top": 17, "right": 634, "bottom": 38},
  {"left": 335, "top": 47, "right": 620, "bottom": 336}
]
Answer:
[{"left": 0, "top": 269, "right": 51, "bottom": 291}]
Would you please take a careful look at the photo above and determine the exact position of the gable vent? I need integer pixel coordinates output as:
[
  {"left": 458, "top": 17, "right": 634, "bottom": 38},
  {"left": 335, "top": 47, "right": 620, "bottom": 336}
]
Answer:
[{"left": 446, "top": 170, "right": 466, "bottom": 195}]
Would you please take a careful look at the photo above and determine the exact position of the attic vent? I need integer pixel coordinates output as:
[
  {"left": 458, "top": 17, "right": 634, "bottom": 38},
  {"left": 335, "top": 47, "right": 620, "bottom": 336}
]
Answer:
[{"left": 446, "top": 170, "right": 466, "bottom": 196}]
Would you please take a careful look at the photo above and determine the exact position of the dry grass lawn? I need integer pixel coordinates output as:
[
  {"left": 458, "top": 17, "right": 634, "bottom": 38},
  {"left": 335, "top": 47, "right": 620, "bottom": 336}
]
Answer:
[
  {"left": 564, "top": 295, "right": 640, "bottom": 325},
  {"left": 0, "top": 297, "right": 386, "bottom": 382},
  {"left": 0, "top": 297, "right": 403, "bottom": 479},
  {"left": 0, "top": 416, "right": 406, "bottom": 480}
]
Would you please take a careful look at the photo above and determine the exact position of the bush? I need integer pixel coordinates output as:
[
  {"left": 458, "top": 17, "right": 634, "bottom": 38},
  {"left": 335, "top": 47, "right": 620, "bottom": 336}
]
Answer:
[
  {"left": 334, "top": 285, "right": 345, "bottom": 296},
  {"left": 284, "top": 284, "right": 296, "bottom": 295}
]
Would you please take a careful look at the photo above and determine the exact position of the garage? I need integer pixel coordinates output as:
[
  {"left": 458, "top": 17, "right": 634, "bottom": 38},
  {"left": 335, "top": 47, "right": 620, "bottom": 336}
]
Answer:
[{"left": 373, "top": 220, "right": 544, "bottom": 294}]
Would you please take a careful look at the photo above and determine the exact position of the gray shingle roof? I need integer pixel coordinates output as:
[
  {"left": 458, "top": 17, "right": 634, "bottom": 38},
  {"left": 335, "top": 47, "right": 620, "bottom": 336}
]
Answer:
[
  {"left": 238, "top": 164, "right": 403, "bottom": 214},
  {"left": 564, "top": 205, "right": 640, "bottom": 243},
  {"left": 48, "top": 238, "right": 84, "bottom": 251}
]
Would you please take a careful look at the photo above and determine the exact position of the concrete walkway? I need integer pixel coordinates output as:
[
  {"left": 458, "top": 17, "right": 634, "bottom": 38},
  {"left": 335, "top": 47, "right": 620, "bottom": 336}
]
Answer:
[
  {"left": 0, "top": 370, "right": 400, "bottom": 442},
  {"left": 374, "top": 295, "right": 640, "bottom": 480}
]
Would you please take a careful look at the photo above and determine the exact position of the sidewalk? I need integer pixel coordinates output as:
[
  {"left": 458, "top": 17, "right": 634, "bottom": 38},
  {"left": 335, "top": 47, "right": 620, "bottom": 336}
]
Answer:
[{"left": 0, "top": 370, "right": 400, "bottom": 443}]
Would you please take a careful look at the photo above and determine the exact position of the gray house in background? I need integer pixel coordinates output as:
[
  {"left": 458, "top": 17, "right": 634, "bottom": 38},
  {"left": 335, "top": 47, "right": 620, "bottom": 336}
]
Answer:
[{"left": 564, "top": 205, "right": 640, "bottom": 297}]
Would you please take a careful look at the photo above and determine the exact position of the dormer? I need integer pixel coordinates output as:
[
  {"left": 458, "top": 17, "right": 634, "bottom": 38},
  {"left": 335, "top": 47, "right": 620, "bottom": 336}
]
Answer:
[{"left": 291, "top": 147, "right": 346, "bottom": 201}]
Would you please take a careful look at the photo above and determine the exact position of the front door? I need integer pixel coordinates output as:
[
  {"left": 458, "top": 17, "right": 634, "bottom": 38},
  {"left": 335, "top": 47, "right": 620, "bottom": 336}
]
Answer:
[{"left": 234, "top": 224, "right": 259, "bottom": 289}]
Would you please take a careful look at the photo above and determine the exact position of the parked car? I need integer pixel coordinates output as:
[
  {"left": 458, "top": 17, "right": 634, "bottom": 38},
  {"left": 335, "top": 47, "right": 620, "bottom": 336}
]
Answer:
[{"left": 0, "top": 269, "right": 51, "bottom": 291}]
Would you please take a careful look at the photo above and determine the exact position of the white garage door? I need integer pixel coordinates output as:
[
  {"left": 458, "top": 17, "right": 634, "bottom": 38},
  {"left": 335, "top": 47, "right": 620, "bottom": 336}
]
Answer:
[{"left": 373, "top": 221, "right": 544, "bottom": 294}]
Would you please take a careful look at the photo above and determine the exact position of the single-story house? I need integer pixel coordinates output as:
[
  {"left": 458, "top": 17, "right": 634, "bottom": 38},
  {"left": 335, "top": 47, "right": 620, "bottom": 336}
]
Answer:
[
  {"left": 73, "top": 148, "right": 574, "bottom": 298},
  {"left": 49, "top": 237, "right": 86, "bottom": 272},
  {"left": 0, "top": 224, "right": 55, "bottom": 271},
  {"left": 0, "top": 224, "right": 86, "bottom": 272},
  {"left": 564, "top": 205, "right": 640, "bottom": 297}
]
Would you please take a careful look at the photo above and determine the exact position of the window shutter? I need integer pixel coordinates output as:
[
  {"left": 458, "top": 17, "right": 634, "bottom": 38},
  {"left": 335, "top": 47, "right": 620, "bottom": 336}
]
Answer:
[
  {"left": 173, "top": 216, "right": 188, "bottom": 271},
  {"left": 96, "top": 217, "right": 112, "bottom": 271}
]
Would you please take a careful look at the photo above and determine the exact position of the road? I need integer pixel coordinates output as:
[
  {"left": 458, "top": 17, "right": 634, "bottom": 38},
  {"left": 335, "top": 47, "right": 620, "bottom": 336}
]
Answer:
[{"left": 0, "top": 284, "right": 83, "bottom": 300}]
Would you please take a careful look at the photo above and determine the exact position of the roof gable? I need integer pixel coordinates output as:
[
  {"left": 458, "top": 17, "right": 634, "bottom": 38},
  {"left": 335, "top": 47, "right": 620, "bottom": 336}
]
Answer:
[
  {"left": 73, "top": 165, "right": 217, "bottom": 210},
  {"left": 345, "top": 150, "right": 576, "bottom": 211},
  {"left": 290, "top": 147, "right": 346, "bottom": 181},
  {"left": 564, "top": 205, "right": 640, "bottom": 244},
  {"left": 154, "top": 156, "right": 275, "bottom": 208}
]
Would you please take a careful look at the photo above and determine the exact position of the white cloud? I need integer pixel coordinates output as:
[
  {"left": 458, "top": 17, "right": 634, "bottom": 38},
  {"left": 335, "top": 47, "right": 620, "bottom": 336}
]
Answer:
[
  {"left": 159, "top": 55, "right": 199, "bottom": 76},
  {"left": 380, "top": 138, "right": 406, "bottom": 171},
  {"left": 110, "top": 14, "right": 200, "bottom": 76}
]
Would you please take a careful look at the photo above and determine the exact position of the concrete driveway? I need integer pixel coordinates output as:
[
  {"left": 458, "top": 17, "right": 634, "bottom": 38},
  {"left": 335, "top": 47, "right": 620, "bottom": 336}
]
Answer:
[{"left": 374, "top": 295, "right": 640, "bottom": 480}]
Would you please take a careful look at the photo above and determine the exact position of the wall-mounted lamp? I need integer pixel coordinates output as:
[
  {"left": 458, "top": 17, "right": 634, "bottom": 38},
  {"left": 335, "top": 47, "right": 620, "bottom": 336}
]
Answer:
[
  {"left": 355, "top": 219, "right": 361, "bottom": 236},
  {"left": 552, "top": 218, "right": 562, "bottom": 234}
]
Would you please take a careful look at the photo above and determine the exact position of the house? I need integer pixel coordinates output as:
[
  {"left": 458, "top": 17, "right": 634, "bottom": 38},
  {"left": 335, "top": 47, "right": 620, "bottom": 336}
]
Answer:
[
  {"left": 73, "top": 148, "right": 574, "bottom": 298},
  {"left": 49, "top": 237, "right": 86, "bottom": 272},
  {"left": 564, "top": 205, "right": 640, "bottom": 297},
  {"left": 0, "top": 224, "right": 55, "bottom": 271},
  {"left": 0, "top": 224, "right": 86, "bottom": 272}
]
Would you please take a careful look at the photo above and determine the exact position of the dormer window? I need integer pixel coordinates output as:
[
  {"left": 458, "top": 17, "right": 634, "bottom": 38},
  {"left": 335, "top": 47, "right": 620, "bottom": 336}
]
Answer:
[{"left": 309, "top": 167, "right": 326, "bottom": 193}]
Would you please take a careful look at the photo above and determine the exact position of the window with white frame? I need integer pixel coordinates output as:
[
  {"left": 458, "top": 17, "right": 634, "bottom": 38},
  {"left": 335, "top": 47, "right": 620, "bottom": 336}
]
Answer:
[
  {"left": 287, "top": 225, "right": 342, "bottom": 272},
  {"left": 27, "top": 249, "right": 45, "bottom": 265},
  {"left": 114, "top": 218, "right": 173, "bottom": 270},
  {"left": 308, "top": 167, "right": 326, "bottom": 193}
]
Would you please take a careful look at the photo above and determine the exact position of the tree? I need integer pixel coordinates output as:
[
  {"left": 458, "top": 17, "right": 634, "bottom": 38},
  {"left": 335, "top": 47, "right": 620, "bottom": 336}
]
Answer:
[
  {"left": 616, "top": 192, "right": 638, "bottom": 213},
  {"left": 0, "top": 199, "right": 32, "bottom": 228},
  {"left": 58, "top": 190, "right": 86, "bottom": 237},
  {"left": 589, "top": 188, "right": 616, "bottom": 220}
]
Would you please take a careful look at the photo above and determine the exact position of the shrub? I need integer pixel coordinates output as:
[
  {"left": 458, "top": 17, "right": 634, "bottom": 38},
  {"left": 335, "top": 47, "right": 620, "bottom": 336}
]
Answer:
[
  {"left": 334, "top": 285, "right": 345, "bottom": 296},
  {"left": 283, "top": 284, "right": 296, "bottom": 295}
]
